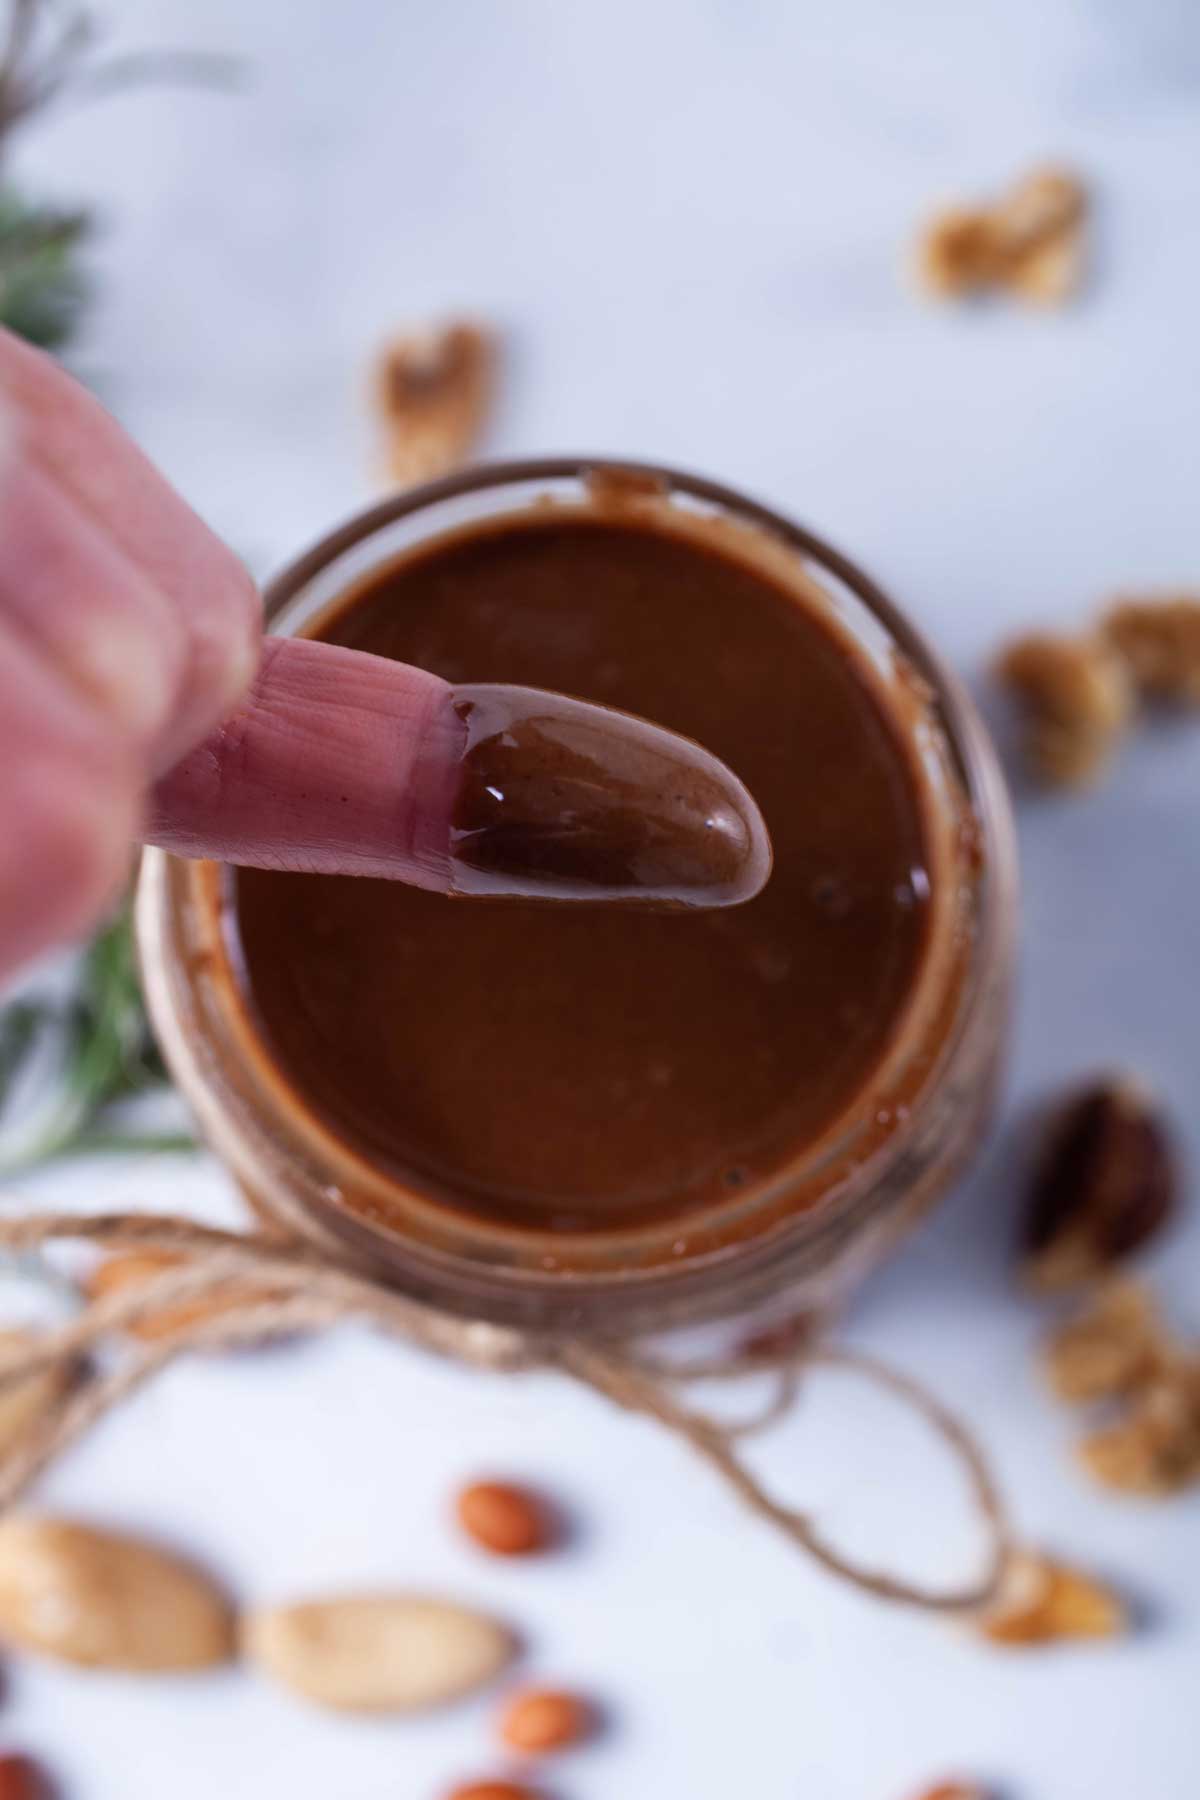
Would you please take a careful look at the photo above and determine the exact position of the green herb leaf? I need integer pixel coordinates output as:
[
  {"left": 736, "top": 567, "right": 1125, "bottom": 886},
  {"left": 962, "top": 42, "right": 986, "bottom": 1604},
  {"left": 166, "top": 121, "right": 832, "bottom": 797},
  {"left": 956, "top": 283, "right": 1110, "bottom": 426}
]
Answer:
[{"left": 0, "top": 899, "right": 194, "bottom": 1177}]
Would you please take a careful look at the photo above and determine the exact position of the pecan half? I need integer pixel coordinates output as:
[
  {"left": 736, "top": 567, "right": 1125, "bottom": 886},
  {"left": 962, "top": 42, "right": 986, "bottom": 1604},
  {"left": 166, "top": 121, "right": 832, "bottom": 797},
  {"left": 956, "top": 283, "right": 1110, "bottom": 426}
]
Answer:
[
  {"left": 376, "top": 319, "right": 496, "bottom": 487},
  {"left": 995, "top": 633, "right": 1133, "bottom": 787},
  {"left": 1020, "top": 1078, "right": 1175, "bottom": 1291},
  {"left": 977, "top": 1549, "right": 1127, "bottom": 1646}
]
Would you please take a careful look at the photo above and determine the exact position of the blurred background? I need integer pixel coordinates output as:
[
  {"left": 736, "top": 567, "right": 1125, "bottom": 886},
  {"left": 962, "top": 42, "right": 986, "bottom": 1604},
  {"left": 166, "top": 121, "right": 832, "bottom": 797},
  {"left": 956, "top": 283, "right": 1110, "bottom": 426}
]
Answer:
[{"left": 2, "top": 1, "right": 1199, "bottom": 1795}]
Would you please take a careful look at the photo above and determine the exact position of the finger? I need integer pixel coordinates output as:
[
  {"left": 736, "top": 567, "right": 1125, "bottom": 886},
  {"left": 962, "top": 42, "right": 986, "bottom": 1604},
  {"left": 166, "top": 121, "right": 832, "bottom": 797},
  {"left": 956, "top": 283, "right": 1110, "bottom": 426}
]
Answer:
[
  {"left": 146, "top": 638, "right": 462, "bottom": 885},
  {"left": 0, "top": 331, "right": 260, "bottom": 768},
  {"left": 0, "top": 617, "right": 138, "bottom": 985},
  {"left": 146, "top": 639, "right": 773, "bottom": 910}
]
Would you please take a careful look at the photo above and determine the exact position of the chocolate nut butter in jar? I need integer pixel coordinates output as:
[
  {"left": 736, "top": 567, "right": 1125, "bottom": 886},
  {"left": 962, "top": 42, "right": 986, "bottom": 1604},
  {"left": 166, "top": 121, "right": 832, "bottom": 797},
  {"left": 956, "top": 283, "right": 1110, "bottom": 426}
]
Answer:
[{"left": 136, "top": 460, "right": 1017, "bottom": 1337}]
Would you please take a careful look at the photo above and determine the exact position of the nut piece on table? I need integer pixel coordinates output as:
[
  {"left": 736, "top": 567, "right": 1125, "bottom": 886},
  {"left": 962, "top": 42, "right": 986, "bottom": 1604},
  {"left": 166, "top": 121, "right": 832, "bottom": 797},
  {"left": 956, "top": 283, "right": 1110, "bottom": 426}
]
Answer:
[
  {"left": 916, "top": 207, "right": 1003, "bottom": 300},
  {"left": 1081, "top": 1362, "right": 1200, "bottom": 1497},
  {"left": 1019, "top": 1077, "right": 1175, "bottom": 1291},
  {"left": 915, "top": 164, "right": 1088, "bottom": 307},
  {"left": 244, "top": 1592, "right": 514, "bottom": 1713},
  {"left": 376, "top": 319, "right": 496, "bottom": 488},
  {"left": 995, "top": 633, "right": 1133, "bottom": 787},
  {"left": 1042, "top": 1281, "right": 1168, "bottom": 1405},
  {"left": 445, "top": 1785, "right": 547, "bottom": 1800},
  {"left": 0, "top": 1330, "right": 76, "bottom": 1460},
  {"left": 85, "top": 1249, "right": 283, "bottom": 1344},
  {"left": 977, "top": 1549, "right": 1127, "bottom": 1646},
  {"left": 0, "top": 1515, "right": 234, "bottom": 1671},
  {"left": 1102, "top": 595, "right": 1200, "bottom": 706},
  {"left": 0, "top": 1755, "right": 52, "bottom": 1800},
  {"left": 905, "top": 1785, "right": 991, "bottom": 1800},
  {"left": 499, "top": 1686, "right": 597, "bottom": 1753},
  {"left": 457, "top": 1480, "right": 558, "bottom": 1556}
]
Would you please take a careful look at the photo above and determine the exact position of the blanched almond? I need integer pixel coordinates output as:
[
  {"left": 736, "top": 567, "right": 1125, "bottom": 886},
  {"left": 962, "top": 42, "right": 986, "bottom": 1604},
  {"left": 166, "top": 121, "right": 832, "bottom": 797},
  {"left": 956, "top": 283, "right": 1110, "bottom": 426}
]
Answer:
[
  {"left": 244, "top": 1592, "right": 513, "bottom": 1713},
  {"left": 0, "top": 1516, "right": 234, "bottom": 1670}
]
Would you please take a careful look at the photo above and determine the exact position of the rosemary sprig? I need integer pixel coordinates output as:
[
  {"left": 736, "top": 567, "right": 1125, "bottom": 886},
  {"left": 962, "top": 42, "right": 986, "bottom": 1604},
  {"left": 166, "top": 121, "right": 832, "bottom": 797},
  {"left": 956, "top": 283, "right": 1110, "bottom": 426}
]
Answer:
[
  {"left": 0, "top": 901, "right": 194, "bottom": 1177},
  {"left": 0, "top": 1, "right": 240, "bottom": 348},
  {"left": 0, "top": 189, "right": 87, "bottom": 347},
  {"left": 0, "top": 0, "right": 239, "bottom": 1175}
]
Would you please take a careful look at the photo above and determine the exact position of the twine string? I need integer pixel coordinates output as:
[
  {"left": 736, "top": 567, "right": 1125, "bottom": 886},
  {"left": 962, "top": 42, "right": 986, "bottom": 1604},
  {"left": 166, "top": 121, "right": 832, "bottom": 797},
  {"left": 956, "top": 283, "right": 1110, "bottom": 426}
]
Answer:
[{"left": 0, "top": 1209, "right": 1010, "bottom": 1612}]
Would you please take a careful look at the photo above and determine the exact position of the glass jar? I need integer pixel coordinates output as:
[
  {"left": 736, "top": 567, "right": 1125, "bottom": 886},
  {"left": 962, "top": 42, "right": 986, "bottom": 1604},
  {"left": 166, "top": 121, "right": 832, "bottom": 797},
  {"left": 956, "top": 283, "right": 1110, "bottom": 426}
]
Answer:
[{"left": 136, "top": 459, "right": 1017, "bottom": 1338}]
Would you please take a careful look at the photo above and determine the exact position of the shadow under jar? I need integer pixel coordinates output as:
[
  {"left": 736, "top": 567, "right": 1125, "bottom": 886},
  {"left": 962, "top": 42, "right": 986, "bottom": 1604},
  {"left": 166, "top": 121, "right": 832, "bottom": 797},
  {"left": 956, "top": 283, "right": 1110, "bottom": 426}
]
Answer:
[{"left": 136, "top": 460, "right": 1017, "bottom": 1338}]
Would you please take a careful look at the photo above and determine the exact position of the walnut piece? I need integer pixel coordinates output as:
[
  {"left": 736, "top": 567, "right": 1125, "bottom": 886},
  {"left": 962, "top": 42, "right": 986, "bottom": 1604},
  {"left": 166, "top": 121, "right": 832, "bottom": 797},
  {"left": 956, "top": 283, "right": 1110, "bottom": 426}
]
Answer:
[
  {"left": 1080, "top": 1363, "right": 1200, "bottom": 1497},
  {"left": 977, "top": 1550, "right": 1127, "bottom": 1647},
  {"left": 1043, "top": 1281, "right": 1168, "bottom": 1404},
  {"left": 1019, "top": 1077, "right": 1175, "bottom": 1290},
  {"left": 995, "top": 634, "right": 1133, "bottom": 787},
  {"left": 376, "top": 319, "right": 496, "bottom": 488},
  {"left": 1102, "top": 595, "right": 1200, "bottom": 706},
  {"left": 915, "top": 165, "right": 1088, "bottom": 307}
]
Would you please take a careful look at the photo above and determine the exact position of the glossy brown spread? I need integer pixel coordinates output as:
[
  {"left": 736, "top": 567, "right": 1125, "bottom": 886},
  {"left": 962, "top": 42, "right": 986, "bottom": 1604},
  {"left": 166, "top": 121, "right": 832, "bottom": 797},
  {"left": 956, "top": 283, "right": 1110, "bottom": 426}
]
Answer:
[
  {"left": 449, "top": 683, "right": 770, "bottom": 906},
  {"left": 230, "top": 509, "right": 936, "bottom": 1233}
]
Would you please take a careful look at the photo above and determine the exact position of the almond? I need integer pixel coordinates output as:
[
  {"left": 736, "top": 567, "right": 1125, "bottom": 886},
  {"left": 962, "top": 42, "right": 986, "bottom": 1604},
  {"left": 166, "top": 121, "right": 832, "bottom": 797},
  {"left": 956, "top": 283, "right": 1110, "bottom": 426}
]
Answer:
[
  {"left": 499, "top": 1687, "right": 595, "bottom": 1753},
  {"left": 0, "top": 1756, "right": 49, "bottom": 1800},
  {"left": 244, "top": 1593, "right": 513, "bottom": 1713},
  {"left": 0, "top": 1331, "right": 75, "bottom": 1458},
  {"left": 457, "top": 1481, "right": 555, "bottom": 1556},
  {"left": 0, "top": 1516, "right": 234, "bottom": 1671}
]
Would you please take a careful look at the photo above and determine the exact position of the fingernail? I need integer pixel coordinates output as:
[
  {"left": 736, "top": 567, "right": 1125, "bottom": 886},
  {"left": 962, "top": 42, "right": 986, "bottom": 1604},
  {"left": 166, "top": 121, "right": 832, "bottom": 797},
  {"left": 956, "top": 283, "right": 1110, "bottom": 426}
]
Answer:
[{"left": 446, "top": 684, "right": 772, "bottom": 909}]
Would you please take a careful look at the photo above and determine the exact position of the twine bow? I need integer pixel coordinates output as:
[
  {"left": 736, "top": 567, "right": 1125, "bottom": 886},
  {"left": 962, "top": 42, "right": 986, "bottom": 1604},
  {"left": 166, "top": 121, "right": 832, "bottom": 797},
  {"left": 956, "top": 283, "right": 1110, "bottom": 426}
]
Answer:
[{"left": 0, "top": 1209, "right": 1011, "bottom": 1613}]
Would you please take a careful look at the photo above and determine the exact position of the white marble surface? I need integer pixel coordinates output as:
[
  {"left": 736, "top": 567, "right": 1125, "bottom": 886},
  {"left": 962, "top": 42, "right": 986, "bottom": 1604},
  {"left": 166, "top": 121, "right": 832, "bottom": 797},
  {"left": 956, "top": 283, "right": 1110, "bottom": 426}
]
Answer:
[{"left": 7, "top": 2, "right": 1200, "bottom": 1795}]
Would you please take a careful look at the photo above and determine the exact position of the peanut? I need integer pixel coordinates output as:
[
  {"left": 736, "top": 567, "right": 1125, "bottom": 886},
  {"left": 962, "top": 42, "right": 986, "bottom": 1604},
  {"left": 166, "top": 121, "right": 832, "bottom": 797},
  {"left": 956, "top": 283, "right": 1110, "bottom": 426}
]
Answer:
[
  {"left": 0, "top": 1756, "right": 50, "bottom": 1800},
  {"left": 457, "top": 1481, "right": 555, "bottom": 1556},
  {"left": 499, "top": 1687, "right": 595, "bottom": 1753},
  {"left": 446, "top": 1786, "right": 546, "bottom": 1800}
]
